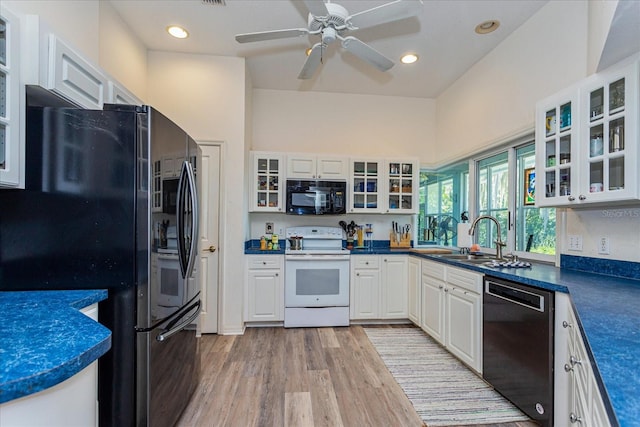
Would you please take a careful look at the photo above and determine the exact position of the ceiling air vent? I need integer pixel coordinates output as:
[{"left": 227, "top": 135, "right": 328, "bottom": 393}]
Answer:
[{"left": 202, "top": 0, "right": 226, "bottom": 5}]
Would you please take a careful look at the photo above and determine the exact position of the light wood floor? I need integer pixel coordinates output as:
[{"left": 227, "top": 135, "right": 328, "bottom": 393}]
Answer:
[{"left": 177, "top": 325, "right": 539, "bottom": 427}]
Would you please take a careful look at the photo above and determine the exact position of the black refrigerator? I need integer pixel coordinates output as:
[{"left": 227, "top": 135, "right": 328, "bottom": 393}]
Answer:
[{"left": 0, "top": 86, "right": 202, "bottom": 427}]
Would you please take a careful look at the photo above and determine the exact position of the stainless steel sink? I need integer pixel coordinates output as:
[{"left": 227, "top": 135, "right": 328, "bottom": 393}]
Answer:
[{"left": 434, "top": 253, "right": 499, "bottom": 264}]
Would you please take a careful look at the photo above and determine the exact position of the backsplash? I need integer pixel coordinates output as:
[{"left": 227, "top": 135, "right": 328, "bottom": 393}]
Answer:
[
  {"left": 563, "top": 206, "right": 640, "bottom": 263},
  {"left": 561, "top": 255, "right": 640, "bottom": 280}
]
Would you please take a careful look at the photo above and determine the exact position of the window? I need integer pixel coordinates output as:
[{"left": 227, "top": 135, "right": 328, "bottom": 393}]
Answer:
[
  {"left": 418, "top": 162, "right": 469, "bottom": 247},
  {"left": 418, "top": 139, "right": 556, "bottom": 261},
  {"left": 516, "top": 145, "right": 556, "bottom": 254}
]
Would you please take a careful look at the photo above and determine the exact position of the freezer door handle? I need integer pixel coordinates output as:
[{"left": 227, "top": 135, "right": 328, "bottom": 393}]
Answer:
[{"left": 156, "top": 299, "right": 201, "bottom": 342}]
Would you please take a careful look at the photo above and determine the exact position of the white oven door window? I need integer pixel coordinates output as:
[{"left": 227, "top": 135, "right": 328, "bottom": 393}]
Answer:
[{"left": 285, "top": 258, "right": 349, "bottom": 307}]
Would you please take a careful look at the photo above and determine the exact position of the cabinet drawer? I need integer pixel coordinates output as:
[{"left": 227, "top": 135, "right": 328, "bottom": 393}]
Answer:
[
  {"left": 446, "top": 266, "right": 482, "bottom": 294},
  {"left": 352, "top": 256, "right": 379, "bottom": 269},
  {"left": 247, "top": 256, "right": 281, "bottom": 269},
  {"left": 421, "top": 260, "right": 445, "bottom": 281}
]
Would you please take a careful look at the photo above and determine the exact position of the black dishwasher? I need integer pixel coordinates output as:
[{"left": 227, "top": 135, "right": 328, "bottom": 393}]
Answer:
[{"left": 483, "top": 276, "right": 554, "bottom": 427}]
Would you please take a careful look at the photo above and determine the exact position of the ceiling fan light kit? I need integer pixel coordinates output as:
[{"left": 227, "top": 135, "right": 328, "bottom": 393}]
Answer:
[{"left": 235, "top": 0, "right": 423, "bottom": 79}]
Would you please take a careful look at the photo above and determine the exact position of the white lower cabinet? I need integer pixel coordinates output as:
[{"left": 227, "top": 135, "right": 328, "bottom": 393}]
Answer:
[
  {"left": 381, "top": 256, "right": 408, "bottom": 318},
  {"left": 245, "top": 255, "right": 284, "bottom": 322},
  {"left": 555, "top": 293, "right": 612, "bottom": 427},
  {"left": 350, "top": 255, "right": 407, "bottom": 320},
  {"left": 407, "top": 257, "right": 421, "bottom": 325},
  {"left": 420, "top": 259, "right": 483, "bottom": 373}
]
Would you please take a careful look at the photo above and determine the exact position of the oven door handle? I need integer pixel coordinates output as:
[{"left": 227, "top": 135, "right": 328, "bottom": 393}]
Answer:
[{"left": 285, "top": 255, "right": 351, "bottom": 261}]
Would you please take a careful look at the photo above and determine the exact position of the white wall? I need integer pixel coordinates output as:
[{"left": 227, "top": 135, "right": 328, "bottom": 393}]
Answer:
[
  {"left": 146, "top": 51, "right": 247, "bottom": 334},
  {"left": 435, "top": 1, "right": 589, "bottom": 166},
  {"left": 252, "top": 89, "right": 436, "bottom": 161},
  {"left": 4, "top": 0, "right": 100, "bottom": 63},
  {"left": 98, "top": 1, "right": 148, "bottom": 102}
]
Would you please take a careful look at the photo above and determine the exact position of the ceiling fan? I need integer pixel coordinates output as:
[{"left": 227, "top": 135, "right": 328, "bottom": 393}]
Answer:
[{"left": 234, "top": 0, "right": 423, "bottom": 79}]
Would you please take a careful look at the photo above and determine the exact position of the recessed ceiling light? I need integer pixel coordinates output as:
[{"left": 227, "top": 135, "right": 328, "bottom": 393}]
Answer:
[
  {"left": 401, "top": 53, "right": 418, "bottom": 64},
  {"left": 167, "top": 25, "right": 189, "bottom": 39},
  {"left": 475, "top": 20, "right": 500, "bottom": 35}
]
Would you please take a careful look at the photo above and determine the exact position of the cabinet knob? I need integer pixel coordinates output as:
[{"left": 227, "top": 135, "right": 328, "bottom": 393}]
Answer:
[
  {"left": 439, "top": 285, "right": 443, "bottom": 290},
  {"left": 262, "top": 261, "right": 266, "bottom": 265},
  {"left": 564, "top": 363, "right": 573, "bottom": 372},
  {"left": 568, "top": 196, "right": 575, "bottom": 202},
  {"left": 365, "top": 261, "right": 369, "bottom": 265},
  {"left": 444, "top": 288, "right": 449, "bottom": 292},
  {"left": 569, "top": 413, "right": 582, "bottom": 424},
  {"left": 562, "top": 320, "right": 572, "bottom": 328},
  {"left": 579, "top": 195, "right": 586, "bottom": 201},
  {"left": 384, "top": 259, "right": 387, "bottom": 262},
  {"left": 275, "top": 273, "right": 279, "bottom": 277},
  {"left": 356, "top": 273, "right": 360, "bottom": 276}
]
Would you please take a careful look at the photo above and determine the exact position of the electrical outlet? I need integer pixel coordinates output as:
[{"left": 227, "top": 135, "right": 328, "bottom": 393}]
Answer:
[
  {"left": 598, "top": 237, "right": 610, "bottom": 255},
  {"left": 265, "top": 222, "right": 274, "bottom": 234},
  {"left": 568, "top": 235, "right": 583, "bottom": 251}
]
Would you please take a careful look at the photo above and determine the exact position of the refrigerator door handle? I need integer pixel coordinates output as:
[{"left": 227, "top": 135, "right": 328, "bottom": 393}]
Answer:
[
  {"left": 156, "top": 299, "right": 201, "bottom": 342},
  {"left": 176, "top": 160, "right": 199, "bottom": 279}
]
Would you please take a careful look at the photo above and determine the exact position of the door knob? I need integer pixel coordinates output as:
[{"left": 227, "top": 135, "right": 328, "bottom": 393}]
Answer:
[{"left": 204, "top": 245, "right": 216, "bottom": 253}]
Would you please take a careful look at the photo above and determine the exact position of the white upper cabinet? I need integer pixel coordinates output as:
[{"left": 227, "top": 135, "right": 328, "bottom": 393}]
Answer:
[
  {"left": 0, "top": 5, "right": 23, "bottom": 188},
  {"left": 349, "top": 158, "right": 383, "bottom": 213},
  {"left": 384, "top": 158, "right": 419, "bottom": 214},
  {"left": 47, "top": 34, "right": 107, "bottom": 110},
  {"left": 536, "top": 57, "right": 639, "bottom": 207},
  {"left": 251, "top": 152, "right": 284, "bottom": 212},
  {"left": 286, "top": 154, "right": 348, "bottom": 179},
  {"left": 108, "top": 80, "right": 142, "bottom": 105}
]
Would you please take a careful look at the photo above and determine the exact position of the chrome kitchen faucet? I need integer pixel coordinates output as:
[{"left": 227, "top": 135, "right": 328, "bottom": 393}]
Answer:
[{"left": 468, "top": 215, "right": 506, "bottom": 260}]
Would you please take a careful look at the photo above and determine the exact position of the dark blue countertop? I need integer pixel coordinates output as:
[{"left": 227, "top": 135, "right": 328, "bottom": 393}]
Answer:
[{"left": 0, "top": 290, "right": 111, "bottom": 404}]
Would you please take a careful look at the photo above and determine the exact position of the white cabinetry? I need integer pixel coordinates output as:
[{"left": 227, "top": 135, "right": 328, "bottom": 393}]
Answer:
[
  {"left": 251, "top": 152, "right": 284, "bottom": 212},
  {"left": 350, "top": 255, "right": 407, "bottom": 320},
  {"left": 245, "top": 255, "right": 284, "bottom": 322},
  {"left": 555, "top": 293, "right": 612, "bottom": 427},
  {"left": 350, "top": 255, "right": 381, "bottom": 319},
  {"left": 286, "top": 154, "right": 348, "bottom": 179},
  {"left": 420, "top": 259, "right": 482, "bottom": 373},
  {"left": 536, "top": 58, "right": 639, "bottom": 207},
  {"left": 407, "top": 257, "right": 421, "bottom": 325},
  {"left": 384, "top": 159, "right": 419, "bottom": 213},
  {"left": 349, "top": 158, "right": 383, "bottom": 213},
  {"left": 0, "top": 5, "right": 22, "bottom": 188},
  {"left": 381, "top": 256, "right": 408, "bottom": 318},
  {"left": 47, "top": 34, "right": 107, "bottom": 110}
]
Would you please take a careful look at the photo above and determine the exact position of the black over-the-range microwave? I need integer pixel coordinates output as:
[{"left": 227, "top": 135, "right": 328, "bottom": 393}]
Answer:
[{"left": 286, "top": 179, "right": 347, "bottom": 215}]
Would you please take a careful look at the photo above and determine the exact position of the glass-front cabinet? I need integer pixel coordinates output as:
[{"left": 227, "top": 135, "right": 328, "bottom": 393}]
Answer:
[
  {"left": 0, "top": 6, "right": 22, "bottom": 188},
  {"left": 579, "top": 61, "right": 637, "bottom": 204},
  {"left": 536, "top": 88, "right": 579, "bottom": 207},
  {"left": 349, "top": 159, "right": 381, "bottom": 213},
  {"left": 536, "top": 58, "right": 638, "bottom": 207},
  {"left": 251, "top": 152, "right": 283, "bottom": 212},
  {"left": 386, "top": 159, "right": 418, "bottom": 213}
]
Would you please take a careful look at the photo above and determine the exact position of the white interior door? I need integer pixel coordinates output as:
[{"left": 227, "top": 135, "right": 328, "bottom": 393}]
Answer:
[{"left": 198, "top": 143, "right": 221, "bottom": 333}]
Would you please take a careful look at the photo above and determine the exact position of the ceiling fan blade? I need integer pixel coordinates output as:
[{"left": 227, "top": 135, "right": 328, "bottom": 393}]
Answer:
[
  {"left": 235, "top": 28, "right": 309, "bottom": 44},
  {"left": 298, "top": 43, "right": 324, "bottom": 80},
  {"left": 341, "top": 36, "right": 394, "bottom": 72},
  {"left": 303, "top": 0, "right": 329, "bottom": 17},
  {"left": 348, "top": 0, "right": 423, "bottom": 30}
]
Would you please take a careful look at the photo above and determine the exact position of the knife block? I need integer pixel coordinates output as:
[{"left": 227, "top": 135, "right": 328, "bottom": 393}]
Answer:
[{"left": 389, "top": 232, "right": 411, "bottom": 248}]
